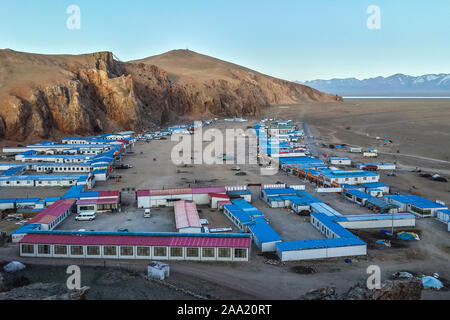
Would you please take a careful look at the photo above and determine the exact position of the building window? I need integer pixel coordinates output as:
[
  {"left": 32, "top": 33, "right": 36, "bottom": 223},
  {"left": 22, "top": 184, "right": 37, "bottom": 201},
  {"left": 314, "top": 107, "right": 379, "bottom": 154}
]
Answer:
[
  {"left": 38, "top": 244, "right": 50, "bottom": 255},
  {"left": 103, "top": 246, "right": 117, "bottom": 256},
  {"left": 54, "top": 245, "right": 67, "bottom": 255},
  {"left": 154, "top": 247, "right": 167, "bottom": 257},
  {"left": 87, "top": 246, "right": 100, "bottom": 256},
  {"left": 218, "top": 248, "right": 231, "bottom": 258},
  {"left": 170, "top": 247, "right": 183, "bottom": 257},
  {"left": 234, "top": 248, "right": 247, "bottom": 259},
  {"left": 22, "top": 244, "right": 34, "bottom": 254},
  {"left": 137, "top": 247, "right": 150, "bottom": 257},
  {"left": 202, "top": 248, "right": 215, "bottom": 258},
  {"left": 186, "top": 247, "right": 199, "bottom": 258},
  {"left": 71, "top": 246, "right": 84, "bottom": 256},
  {"left": 80, "top": 205, "right": 95, "bottom": 212},
  {"left": 120, "top": 246, "right": 134, "bottom": 256}
]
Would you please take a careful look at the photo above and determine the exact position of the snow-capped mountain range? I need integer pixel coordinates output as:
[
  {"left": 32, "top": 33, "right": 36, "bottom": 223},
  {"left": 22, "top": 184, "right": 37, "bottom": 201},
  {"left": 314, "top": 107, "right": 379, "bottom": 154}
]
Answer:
[{"left": 298, "top": 73, "right": 450, "bottom": 96}]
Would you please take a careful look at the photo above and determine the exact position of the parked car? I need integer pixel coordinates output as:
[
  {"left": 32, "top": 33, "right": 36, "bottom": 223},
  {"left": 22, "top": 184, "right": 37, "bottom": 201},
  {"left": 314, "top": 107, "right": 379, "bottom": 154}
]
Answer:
[
  {"left": 117, "top": 228, "right": 129, "bottom": 232},
  {"left": 75, "top": 212, "right": 96, "bottom": 221}
]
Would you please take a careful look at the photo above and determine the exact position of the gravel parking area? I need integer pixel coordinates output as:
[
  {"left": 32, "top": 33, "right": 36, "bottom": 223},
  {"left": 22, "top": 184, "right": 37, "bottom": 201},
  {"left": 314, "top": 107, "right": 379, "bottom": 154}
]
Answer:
[{"left": 55, "top": 204, "right": 237, "bottom": 233}]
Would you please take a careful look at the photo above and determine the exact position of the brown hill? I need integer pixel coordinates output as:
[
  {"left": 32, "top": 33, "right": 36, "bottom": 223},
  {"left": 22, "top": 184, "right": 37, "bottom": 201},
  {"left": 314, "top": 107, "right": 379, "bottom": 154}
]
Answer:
[
  {"left": 0, "top": 49, "right": 341, "bottom": 142},
  {"left": 132, "top": 49, "right": 342, "bottom": 118}
]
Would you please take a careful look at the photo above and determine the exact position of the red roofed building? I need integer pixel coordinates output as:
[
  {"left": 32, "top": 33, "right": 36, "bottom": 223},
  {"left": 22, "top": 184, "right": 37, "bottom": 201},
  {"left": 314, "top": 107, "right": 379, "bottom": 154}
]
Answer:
[
  {"left": 174, "top": 200, "right": 202, "bottom": 233},
  {"left": 136, "top": 186, "right": 227, "bottom": 208},
  {"left": 209, "top": 193, "right": 231, "bottom": 209},
  {"left": 26, "top": 199, "right": 76, "bottom": 230},
  {"left": 19, "top": 231, "right": 251, "bottom": 262}
]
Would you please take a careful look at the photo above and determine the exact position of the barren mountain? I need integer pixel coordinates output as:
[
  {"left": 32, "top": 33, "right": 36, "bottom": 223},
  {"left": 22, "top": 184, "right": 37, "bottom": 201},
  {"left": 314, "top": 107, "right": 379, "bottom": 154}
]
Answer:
[
  {"left": 133, "top": 50, "right": 342, "bottom": 119},
  {"left": 0, "top": 49, "right": 341, "bottom": 142},
  {"left": 299, "top": 73, "right": 450, "bottom": 96}
]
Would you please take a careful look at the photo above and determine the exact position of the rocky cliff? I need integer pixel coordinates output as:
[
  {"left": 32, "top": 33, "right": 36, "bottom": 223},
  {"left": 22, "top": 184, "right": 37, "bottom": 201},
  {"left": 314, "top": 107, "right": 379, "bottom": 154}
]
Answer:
[{"left": 0, "top": 49, "right": 342, "bottom": 142}]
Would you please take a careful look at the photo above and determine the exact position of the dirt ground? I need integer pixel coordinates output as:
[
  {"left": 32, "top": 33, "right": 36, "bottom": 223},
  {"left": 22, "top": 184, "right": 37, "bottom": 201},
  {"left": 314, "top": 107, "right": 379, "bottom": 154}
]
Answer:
[{"left": 1, "top": 100, "right": 450, "bottom": 300}]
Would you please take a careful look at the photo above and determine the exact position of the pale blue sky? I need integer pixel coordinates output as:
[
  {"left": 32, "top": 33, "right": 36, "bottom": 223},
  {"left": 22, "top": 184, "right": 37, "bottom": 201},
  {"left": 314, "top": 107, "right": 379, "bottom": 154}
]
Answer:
[{"left": 1, "top": 0, "right": 449, "bottom": 81}]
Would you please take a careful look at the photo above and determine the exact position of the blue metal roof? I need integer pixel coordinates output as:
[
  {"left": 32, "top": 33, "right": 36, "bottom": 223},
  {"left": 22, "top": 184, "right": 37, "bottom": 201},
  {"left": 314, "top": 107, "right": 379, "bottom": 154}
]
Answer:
[
  {"left": 329, "top": 157, "right": 351, "bottom": 160},
  {"left": 280, "top": 195, "right": 303, "bottom": 201},
  {"left": 0, "top": 198, "right": 17, "bottom": 204},
  {"left": 276, "top": 237, "right": 365, "bottom": 251},
  {"left": 11, "top": 224, "right": 41, "bottom": 235},
  {"left": 344, "top": 189, "right": 372, "bottom": 199},
  {"left": 366, "top": 197, "right": 397, "bottom": 210},
  {"left": 362, "top": 182, "right": 388, "bottom": 188},
  {"left": 263, "top": 188, "right": 297, "bottom": 196},
  {"left": 278, "top": 156, "right": 323, "bottom": 165},
  {"left": 93, "top": 169, "right": 107, "bottom": 174},
  {"left": 0, "top": 174, "right": 89, "bottom": 182},
  {"left": 335, "top": 213, "right": 415, "bottom": 222},
  {"left": 248, "top": 222, "right": 282, "bottom": 243},
  {"left": 80, "top": 192, "right": 99, "bottom": 198},
  {"left": 267, "top": 196, "right": 284, "bottom": 202},
  {"left": 251, "top": 216, "right": 267, "bottom": 224},
  {"left": 276, "top": 239, "right": 328, "bottom": 251},
  {"left": 63, "top": 185, "right": 86, "bottom": 199},
  {"left": 341, "top": 184, "right": 365, "bottom": 190},
  {"left": 226, "top": 190, "right": 252, "bottom": 196},
  {"left": 15, "top": 198, "right": 41, "bottom": 203},
  {"left": 311, "top": 212, "right": 354, "bottom": 238},
  {"left": 231, "top": 199, "right": 262, "bottom": 215},
  {"left": 310, "top": 203, "right": 343, "bottom": 217},
  {"left": 44, "top": 197, "right": 61, "bottom": 203},
  {"left": 295, "top": 190, "right": 321, "bottom": 203},
  {"left": 1, "top": 166, "right": 25, "bottom": 176},
  {"left": 385, "top": 195, "right": 447, "bottom": 209},
  {"left": 319, "top": 169, "right": 379, "bottom": 178},
  {"left": 223, "top": 204, "right": 241, "bottom": 212},
  {"left": 232, "top": 211, "right": 253, "bottom": 224}
]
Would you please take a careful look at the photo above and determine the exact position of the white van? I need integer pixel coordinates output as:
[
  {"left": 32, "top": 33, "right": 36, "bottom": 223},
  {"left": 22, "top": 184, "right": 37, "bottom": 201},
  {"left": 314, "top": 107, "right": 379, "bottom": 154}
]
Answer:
[
  {"left": 75, "top": 212, "right": 96, "bottom": 221},
  {"left": 144, "top": 209, "right": 151, "bottom": 218}
]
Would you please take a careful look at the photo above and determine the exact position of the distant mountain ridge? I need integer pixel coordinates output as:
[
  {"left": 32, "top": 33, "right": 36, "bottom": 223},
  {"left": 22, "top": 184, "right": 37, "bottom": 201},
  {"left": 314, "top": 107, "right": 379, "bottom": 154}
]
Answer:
[{"left": 298, "top": 73, "right": 450, "bottom": 96}]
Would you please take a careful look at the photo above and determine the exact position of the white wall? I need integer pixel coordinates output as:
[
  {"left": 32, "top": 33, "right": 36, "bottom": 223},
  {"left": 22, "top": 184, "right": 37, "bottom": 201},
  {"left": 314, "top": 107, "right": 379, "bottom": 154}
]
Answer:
[
  {"left": 337, "top": 218, "right": 415, "bottom": 229},
  {"left": 261, "top": 241, "right": 282, "bottom": 253}
]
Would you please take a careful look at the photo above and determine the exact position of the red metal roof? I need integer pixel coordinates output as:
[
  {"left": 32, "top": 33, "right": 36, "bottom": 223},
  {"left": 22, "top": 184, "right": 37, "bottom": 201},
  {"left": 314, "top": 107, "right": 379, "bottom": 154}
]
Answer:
[
  {"left": 192, "top": 187, "right": 226, "bottom": 194},
  {"left": 136, "top": 189, "right": 150, "bottom": 197},
  {"left": 208, "top": 193, "right": 230, "bottom": 199},
  {"left": 76, "top": 198, "right": 119, "bottom": 205},
  {"left": 137, "top": 187, "right": 227, "bottom": 197},
  {"left": 26, "top": 199, "right": 76, "bottom": 226},
  {"left": 174, "top": 200, "right": 202, "bottom": 230},
  {"left": 20, "top": 233, "right": 251, "bottom": 248},
  {"left": 217, "top": 201, "right": 232, "bottom": 205},
  {"left": 150, "top": 188, "right": 192, "bottom": 196},
  {"left": 98, "top": 190, "right": 120, "bottom": 198}
]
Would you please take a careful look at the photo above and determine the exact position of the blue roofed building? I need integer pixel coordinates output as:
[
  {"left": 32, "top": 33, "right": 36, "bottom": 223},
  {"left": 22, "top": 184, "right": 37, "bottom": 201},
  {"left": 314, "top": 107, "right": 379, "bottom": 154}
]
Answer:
[
  {"left": 342, "top": 189, "right": 372, "bottom": 205},
  {"left": 319, "top": 169, "right": 380, "bottom": 186},
  {"left": 384, "top": 195, "right": 448, "bottom": 217},
  {"left": 248, "top": 222, "right": 283, "bottom": 252}
]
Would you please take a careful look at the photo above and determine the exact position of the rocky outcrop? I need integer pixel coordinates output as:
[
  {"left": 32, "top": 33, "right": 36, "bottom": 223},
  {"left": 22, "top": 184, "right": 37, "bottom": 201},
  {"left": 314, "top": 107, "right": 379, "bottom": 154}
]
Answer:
[
  {"left": 0, "top": 282, "right": 90, "bottom": 300},
  {"left": 345, "top": 278, "right": 423, "bottom": 300},
  {"left": 300, "top": 278, "right": 423, "bottom": 300},
  {"left": 0, "top": 49, "right": 342, "bottom": 142}
]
